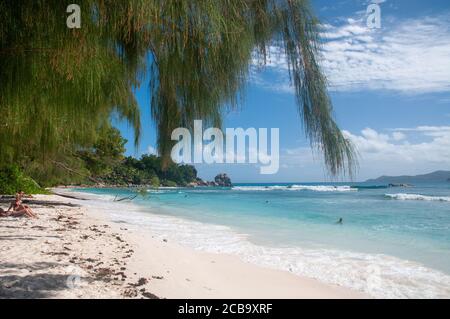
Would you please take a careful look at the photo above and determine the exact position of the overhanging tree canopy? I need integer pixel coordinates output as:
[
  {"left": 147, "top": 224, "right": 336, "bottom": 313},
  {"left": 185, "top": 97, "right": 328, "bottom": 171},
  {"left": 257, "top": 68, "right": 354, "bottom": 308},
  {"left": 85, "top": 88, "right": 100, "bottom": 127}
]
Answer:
[{"left": 0, "top": 0, "right": 356, "bottom": 177}]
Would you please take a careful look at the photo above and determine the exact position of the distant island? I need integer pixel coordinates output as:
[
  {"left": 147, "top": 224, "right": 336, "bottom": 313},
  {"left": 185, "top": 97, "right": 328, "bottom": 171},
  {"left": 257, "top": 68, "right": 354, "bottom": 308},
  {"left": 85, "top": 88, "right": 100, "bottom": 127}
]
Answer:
[{"left": 366, "top": 170, "right": 450, "bottom": 184}]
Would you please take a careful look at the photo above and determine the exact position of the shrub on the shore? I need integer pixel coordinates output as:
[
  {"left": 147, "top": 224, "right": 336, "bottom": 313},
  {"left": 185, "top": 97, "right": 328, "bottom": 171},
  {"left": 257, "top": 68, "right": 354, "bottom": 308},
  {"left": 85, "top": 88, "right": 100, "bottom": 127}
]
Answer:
[
  {"left": 162, "top": 180, "right": 178, "bottom": 187},
  {"left": 0, "top": 165, "right": 46, "bottom": 195},
  {"left": 150, "top": 176, "right": 160, "bottom": 188}
]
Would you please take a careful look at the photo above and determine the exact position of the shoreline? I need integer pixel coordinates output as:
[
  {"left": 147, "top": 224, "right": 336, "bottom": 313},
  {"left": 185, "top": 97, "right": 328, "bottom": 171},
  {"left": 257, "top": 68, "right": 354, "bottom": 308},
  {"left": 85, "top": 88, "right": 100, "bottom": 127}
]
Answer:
[{"left": 0, "top": 193, "right": 367, "bottom": 299}]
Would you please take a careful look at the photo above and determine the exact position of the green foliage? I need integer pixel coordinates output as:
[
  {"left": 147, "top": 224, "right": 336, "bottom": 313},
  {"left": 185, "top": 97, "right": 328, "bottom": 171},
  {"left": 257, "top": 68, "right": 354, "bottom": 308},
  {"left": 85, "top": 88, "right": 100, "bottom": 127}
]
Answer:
[
  {"left": 0, "top": 0, "right": 141, "bottom": 168},
  {"left": 162, "top": 180, "right": 178, "bottom": 188},
  {"left": 1, "top": 0, "right": 357, "bottom": 182},
  {"left": 150, "top": 176, "right": 160, "bottom": 188},
  {"left": 78, "top": 126, "right": 127, "bottom": 176},
  {"left": 0, "top": 165, "right": 47, "bottom": 195},
  {"left": 26, "top": 155, "right": 91, "bottom": 187},
  {"left": 99, "top": 154, "right": 197, "bottom": 187},
  {"left": 20, "top": 125, "right": 126, "bottom": 187}
]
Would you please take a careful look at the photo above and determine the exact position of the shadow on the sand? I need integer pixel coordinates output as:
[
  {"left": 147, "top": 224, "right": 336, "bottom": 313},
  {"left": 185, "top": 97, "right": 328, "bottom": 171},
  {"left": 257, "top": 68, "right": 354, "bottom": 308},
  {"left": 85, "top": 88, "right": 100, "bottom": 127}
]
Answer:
[
  {"left": 0, "top": 235, "right": 36, "bottom": 241},
  {"left": 0, "top": 262, "right": 126, "bottom": 299},
  {"left": 0, "top": 262, "right": 93, "bottom": 299},
  {"left": 0, "top": 273, "right": 90, "bottom": 298},
  {"left": 0, "top": 234, "right": 61, "bottom": 241},
  {"left": 0, "top": 261, "right": 60, "bottom": 271},
  {"left": 0, "top": 225, "right": 22, "bottom": 229}
]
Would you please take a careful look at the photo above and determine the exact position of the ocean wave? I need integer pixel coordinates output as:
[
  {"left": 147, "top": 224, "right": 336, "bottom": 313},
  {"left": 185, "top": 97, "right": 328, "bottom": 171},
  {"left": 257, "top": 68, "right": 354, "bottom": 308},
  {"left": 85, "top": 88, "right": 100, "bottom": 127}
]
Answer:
[
  {"left": 385, "top": 193, "right": 450, "bottom": 202},
  {"left": 351, "top": 185, "right": 389, "bottom": 190},
  {"left": 232, "top": 185, "right": 356, "bottom": 192}
]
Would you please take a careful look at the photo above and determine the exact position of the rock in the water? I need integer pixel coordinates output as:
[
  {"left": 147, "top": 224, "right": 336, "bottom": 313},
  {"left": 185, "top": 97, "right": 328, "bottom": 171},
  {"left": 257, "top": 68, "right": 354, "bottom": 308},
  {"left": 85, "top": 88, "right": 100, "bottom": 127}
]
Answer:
[
  {"left": 187, "top": 174, "right": 232, "bottom": 187},
  {"left": 214, "top": 173, "right": 232, "bottom": 187}
]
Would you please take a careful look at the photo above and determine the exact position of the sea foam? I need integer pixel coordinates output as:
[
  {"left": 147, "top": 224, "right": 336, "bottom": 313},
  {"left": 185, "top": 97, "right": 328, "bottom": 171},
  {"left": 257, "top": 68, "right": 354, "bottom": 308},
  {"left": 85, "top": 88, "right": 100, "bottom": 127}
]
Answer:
[
  {"left": 232, "top": 185, "right": 356, "bottom": 192},
  {"left": 385, "top": 193, "right": 450, "bottom": 202}
]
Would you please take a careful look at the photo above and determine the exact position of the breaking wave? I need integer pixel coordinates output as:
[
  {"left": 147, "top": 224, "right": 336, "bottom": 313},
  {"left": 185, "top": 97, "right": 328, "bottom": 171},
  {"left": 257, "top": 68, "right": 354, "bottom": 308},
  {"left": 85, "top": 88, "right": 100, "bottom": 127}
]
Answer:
[
  {"left": 232, "top": 185, "right": 356, "bottom": 192},
  {"left": 385, "top": 193, "right": 450, "bottom": 202}
]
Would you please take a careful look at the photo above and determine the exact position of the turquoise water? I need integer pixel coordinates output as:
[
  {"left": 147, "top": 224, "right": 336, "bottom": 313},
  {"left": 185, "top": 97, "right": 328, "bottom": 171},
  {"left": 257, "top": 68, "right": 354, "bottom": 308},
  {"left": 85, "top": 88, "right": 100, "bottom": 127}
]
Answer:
[{"left": 74, "top": 182, "right": 450, "bottom": 298}]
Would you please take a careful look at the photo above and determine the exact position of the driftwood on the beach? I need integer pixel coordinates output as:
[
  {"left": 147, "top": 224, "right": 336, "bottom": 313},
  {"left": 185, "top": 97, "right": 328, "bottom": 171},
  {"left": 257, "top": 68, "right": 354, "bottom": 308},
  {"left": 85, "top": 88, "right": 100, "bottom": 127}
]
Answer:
[
  {"left": 51, "top": 192, "right": 87, "bottom": 201},
  {"left": 114, "top": 195, "right": 138, "bottom": 202}
]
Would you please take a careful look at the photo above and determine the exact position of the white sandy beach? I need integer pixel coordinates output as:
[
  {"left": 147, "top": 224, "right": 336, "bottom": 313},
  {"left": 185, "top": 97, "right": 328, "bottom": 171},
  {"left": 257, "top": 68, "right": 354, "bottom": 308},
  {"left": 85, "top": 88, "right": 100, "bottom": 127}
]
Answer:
[{"left": 0, "top": 193, "right": 367, "bottom": 299}]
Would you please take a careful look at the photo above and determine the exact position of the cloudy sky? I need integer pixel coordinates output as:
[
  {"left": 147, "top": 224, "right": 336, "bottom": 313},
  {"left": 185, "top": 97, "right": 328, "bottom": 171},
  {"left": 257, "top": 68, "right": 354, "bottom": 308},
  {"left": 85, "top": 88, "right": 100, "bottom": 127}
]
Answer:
[{"left": 117, "top": 0, "right": 450, "bottom": 182}]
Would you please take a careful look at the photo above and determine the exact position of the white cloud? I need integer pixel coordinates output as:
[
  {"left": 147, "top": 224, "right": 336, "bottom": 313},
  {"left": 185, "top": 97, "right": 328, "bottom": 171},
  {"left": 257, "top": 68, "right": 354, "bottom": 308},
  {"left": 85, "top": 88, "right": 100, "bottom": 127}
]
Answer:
[
  {"left": 252, "top": 13, "right": 450, "bottom": 94},
  {"left": 280, "top": 126, "right": 450, "bottom": 180},
  {"left": 439, "top": 98, "right": 450, "bottom": 104},
  {"left": 322, "top": 15, "right": 450, "bottom": 93},
  {"left": 343, "top": 126, "right": 450, "bottom": 177},
  {"left": 391, "top": 126, "right": 450, "bottom": 137},
  {"left": 391, "top": 131, "right": 406, "bottom": 141},
  {"left": 147, "top": 145, "right": 158, "bottom": 155}
]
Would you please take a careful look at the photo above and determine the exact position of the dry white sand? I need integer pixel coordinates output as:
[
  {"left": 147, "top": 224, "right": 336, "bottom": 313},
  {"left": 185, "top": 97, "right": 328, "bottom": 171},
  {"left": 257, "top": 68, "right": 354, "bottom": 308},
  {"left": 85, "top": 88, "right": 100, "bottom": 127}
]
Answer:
[{"left": 0, "top": 194, "right": 367, "bottom": 299}]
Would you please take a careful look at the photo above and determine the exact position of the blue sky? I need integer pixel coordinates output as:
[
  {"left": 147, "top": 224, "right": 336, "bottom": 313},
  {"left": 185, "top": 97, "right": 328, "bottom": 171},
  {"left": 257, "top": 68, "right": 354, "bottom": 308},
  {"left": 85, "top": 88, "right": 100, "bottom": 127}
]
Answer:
[{"left": 115, "top": 0, "right": 450, "bottom": 182}]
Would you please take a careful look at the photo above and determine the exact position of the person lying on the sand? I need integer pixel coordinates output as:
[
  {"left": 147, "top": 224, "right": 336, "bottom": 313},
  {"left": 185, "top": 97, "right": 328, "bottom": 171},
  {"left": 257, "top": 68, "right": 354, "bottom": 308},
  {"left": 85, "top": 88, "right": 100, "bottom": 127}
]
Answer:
[
  {"left": 0, "top": 208, "right": 8, "bottom": 217},
  {"left": 0, "top": 207, "right": 36, "bottom": 218},
  {"left": 7, "top": 195, "right": 38, "bottom": 218},
  {"left": 11, "top": 208, "right": 36, "bottom": 218}
]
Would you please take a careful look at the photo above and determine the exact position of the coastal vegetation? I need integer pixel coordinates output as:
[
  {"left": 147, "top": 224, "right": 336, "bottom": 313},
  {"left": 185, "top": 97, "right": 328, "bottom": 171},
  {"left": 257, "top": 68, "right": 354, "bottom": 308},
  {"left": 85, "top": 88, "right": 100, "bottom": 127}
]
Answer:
[
  {"left": 0, "top": 1, "right": 356, "bottom": 193},
  {"left": 0, "top": 165, "right": 46, "bottom": 195},
  {"left": 100, "top": 154, "right": 199, "bottom": 187},
  {"left": 0, "top": 127, "right": 199, "bottom": 193},
  {"left": 70, "top": 126, "right": 199, "bottom": 187}
]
